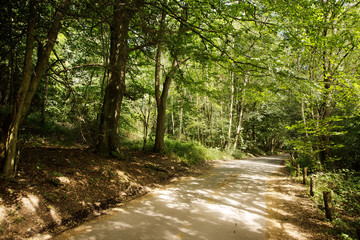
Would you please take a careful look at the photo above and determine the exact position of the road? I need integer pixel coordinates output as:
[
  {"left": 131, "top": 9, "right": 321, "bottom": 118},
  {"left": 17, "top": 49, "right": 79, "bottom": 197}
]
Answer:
[{"left": 54, "top": 155, "right": 285, "bottom": 240}]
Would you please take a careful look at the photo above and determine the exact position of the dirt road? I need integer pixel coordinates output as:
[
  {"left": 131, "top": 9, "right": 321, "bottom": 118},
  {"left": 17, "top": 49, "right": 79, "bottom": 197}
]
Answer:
[{"left": 54, "top": 156, "right": 285, "bottom": 240}]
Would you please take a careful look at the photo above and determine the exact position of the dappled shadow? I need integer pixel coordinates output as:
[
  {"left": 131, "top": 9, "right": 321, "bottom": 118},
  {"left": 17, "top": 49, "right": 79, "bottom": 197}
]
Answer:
[
  {"left": 0, "top": 146, "right": 208, "bottom": 239},
  {"left": 265, "top": 165, "right": 334, "bottom": 240},
  {"left": 56, "top": 156, "right": 285, "bottom": 240}
]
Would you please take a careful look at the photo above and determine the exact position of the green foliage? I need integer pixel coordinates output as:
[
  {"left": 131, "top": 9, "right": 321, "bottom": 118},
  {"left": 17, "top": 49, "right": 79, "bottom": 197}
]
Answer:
[
  {"left": 286, "top": 116, "right": 349, "bottom": 169},
  {"left": 232, "top": 150, "right": 247, "bottom": 159},
  {"left": 247, "top": 146, "right": 266, "bottom": 156},
  {"left": 22, "top": 114, "right": 78, "bottom": 146},
  {"left": 296, "top": 153, "right": 315, "bottom": 169},
  {"left": 51, "top": 171, "right": 63, "bottom": 177},
  {"left": 314, "top": 170, "right": 360, "bottom": 215},
  {"left": 312, "top": 170, "right": 360, "bottom": 239},
  {"left": 332, "top": 115, "right": 360, "bottom": 171},
  {"left": 164, "top": 140, "right": 230, "bottom": 165}
]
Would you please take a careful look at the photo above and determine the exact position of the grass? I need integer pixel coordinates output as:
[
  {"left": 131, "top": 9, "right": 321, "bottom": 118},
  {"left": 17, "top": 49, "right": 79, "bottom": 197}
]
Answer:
[
  {"left": 120, "top": 139, "right": 231, "bottom": 165},
  {"left": 232, "top": 149, "right": 247, "bottom": 159},
  {"left": 163, "top": 140, "right": 231, "bottom": 165}
]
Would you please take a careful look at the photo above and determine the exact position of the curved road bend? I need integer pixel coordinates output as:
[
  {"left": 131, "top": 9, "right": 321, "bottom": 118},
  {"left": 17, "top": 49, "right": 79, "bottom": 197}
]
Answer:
[{"left": 54, "top": 155, "right": 285, "bottom": 240}]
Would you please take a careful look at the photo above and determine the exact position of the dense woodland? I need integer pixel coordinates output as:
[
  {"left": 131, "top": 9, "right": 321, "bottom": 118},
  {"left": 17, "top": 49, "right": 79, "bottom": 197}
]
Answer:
[
  {"left": 1, "top": 0, "right": 360, "bottom": 172},
  {"left": 1, "top": 1, "right": 360, "bottom": 169},
  {"left": 0, "top": 0, "right": 360, "bottom": 235}
]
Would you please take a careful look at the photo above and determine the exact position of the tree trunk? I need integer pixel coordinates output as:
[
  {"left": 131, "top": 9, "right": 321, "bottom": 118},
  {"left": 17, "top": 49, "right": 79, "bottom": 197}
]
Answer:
[
  {"left": 142, "top": 94, "right": 152, "bottom": 151},
  {"left": 209, "top": 102, "right": 213, "bottom": 147},
  {"left": 225, "top": 71, "right": 234, "bottom": 150},
  {"left": 233, "top": 76, "right": 247, "bottom": 151},
  {"left": 154, "top": 73, "right": 175, "bottom": 151},
  {"left": 153, "top": 11, "right": 179, "bottom": 152},
  {"left": 154, "top": 50, "right": 177, "bottom": 152},
  {"left": 318, "top": 27, "right": 332, "bottom": 165},
  {"left": 97, "top": 4, "right": 132, "bottom": 156},
  {"left": 179, "top": 106, "right": 183, "bottom": 140},
  {"left": 153, "top": 6, "right": 188, "bottom": 152},
  {"left": 41, "top": 76, "right": 49, "bottom": 125},
  {"left": 1, "top": 0, "right": 67, "bottom": 177},
  {"left": 171, "top": 96, "right": 176, "bottom": 136}
]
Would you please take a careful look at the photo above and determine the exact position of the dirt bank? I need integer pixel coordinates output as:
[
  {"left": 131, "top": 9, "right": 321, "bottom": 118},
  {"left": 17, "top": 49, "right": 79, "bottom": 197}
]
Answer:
[
  {"left": 0, "top": 146, "right": 210, "bottom": 240},
  {"left": 266, "top": 165, "right": 335, "bottom": 239}
]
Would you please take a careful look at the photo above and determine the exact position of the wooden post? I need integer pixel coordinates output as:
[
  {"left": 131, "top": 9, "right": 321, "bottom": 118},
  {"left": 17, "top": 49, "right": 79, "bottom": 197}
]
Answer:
[
  {"left": 323, "top": 191, "right": 334, "bottom": 221},
  {"left": 310, "top": 177, "right": 315, "bottom": 196},
  {"left": 297, "top": 164, "right": 301, "bottom": 177},
  {"left": 302, "top": 167, "right": 308, "bottom": 184}
]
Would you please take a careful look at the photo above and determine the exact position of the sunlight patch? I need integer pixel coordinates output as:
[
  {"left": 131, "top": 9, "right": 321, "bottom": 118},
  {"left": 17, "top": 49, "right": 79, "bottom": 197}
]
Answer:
[
  {"left": 115, "top": 170, "right": 129, "bottom": 181},
  {"left": 237, "top": 209, "right": 263, "bottom": 232},
  {"left": 0, "top": 206, "right": 5, "bottom": 223},
  {"left": 49, "top": 206, "right": 62, "bottom": 225},
  {"left": 21, "top": 194, "right": 39, "bottom": 213},
  {"left": 271, "top": 207, "right": 293, "bottom": 217},
  {"left": 283, "top": 222, "right": 311, "bottom": 240}
]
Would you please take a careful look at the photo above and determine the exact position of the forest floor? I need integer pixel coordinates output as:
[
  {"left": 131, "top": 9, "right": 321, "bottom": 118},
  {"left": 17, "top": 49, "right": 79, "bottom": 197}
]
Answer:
[
  {"left": 266, "top": 166, "right": 336, "bottom": 240},
  {"left": 0, "top": 145, "right": 211, "bottom": 240},
  {"left": 0, "top": 146, "right": 337, "bottom": 240}
]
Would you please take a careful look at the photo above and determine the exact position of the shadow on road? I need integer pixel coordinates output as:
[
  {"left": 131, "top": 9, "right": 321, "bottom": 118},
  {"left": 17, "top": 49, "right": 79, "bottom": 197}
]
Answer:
[{"left": 55, "top": 155, "right": 286, "bottom": 240}]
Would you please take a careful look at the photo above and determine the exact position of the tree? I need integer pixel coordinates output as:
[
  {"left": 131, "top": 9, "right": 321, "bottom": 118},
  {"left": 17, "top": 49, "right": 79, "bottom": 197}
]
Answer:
[
  {"left": 273, "top": 0, "right": 360, "bottom": 166},
  {"left": 0, "top": 0, "right": 70, "bottom": 177},
  {"left": 97, "top": 0, "right": 145, "bottom": 156}
]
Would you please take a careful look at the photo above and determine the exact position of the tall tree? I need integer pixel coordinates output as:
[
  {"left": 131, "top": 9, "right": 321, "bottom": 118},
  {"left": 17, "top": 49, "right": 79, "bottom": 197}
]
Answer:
[
  {"left": 0, "top": 0, "right": 70, "bottom": 177},
  {"left": 97, "top": 0, "right": 144, "bottom": 156},
  {"left": 153, "top": 3, "right": 189, "bottom": 152}
]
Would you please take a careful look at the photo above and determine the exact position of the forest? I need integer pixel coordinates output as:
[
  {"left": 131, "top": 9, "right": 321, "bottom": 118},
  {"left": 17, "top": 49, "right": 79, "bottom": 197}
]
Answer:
[{"left": 0, "top": 0, "right": 360, "bottom": 239}]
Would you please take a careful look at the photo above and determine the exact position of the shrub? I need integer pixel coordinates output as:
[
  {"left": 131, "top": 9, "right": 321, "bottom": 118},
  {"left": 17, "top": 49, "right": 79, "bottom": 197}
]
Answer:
[
  {"left": 164, "top": 140, "right": 230, "bottom": 165},
  {"left": 232, "top": 150, "right": 247, "bottom": 159}
]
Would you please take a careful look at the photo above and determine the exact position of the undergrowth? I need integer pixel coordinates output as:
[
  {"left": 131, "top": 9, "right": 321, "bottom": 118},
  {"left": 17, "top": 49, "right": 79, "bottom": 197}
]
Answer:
[
  {"left": 122, "top": 139, "right": 231, "bottom": 165},
  {"left": 285, "top": 158, "right": 360, "bottom": 239},
  {"left": 164, "top": 140, "right": 231, "bottom": 165},
  {"left": 312, "top": 170, "right": 360, "bottom": 239},
  {"left": 21, "top": 114, "right": 79, "bottom": 146}
]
